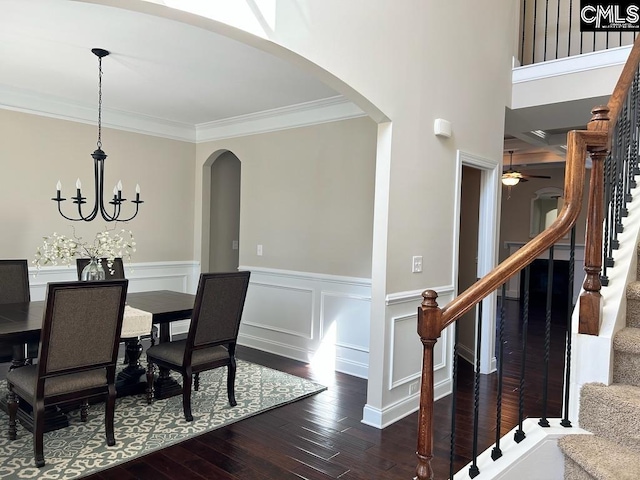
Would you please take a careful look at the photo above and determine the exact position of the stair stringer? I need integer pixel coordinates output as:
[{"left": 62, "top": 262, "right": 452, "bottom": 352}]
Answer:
[{"left": 568, "top": 183, "right": 640, "bottom": 425}]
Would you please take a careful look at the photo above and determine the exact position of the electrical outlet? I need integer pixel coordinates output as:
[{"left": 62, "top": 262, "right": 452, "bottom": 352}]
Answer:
[
  {"left": 232, "top": 240, "right": 239, "bottom": 250},
  {"left": 412, "top": 256, "right": 423, "bottom": 273},
  {"left": 409, "top": 381, "right": 419, "bottom": 395},
  {"left": 257, "top": 244, "right": 263, "bottom": 256}
]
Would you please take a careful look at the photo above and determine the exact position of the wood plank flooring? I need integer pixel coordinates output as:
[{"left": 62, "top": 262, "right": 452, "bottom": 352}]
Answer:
[{"left": 11, "top": 298, "right": 569, "bottom": 479}]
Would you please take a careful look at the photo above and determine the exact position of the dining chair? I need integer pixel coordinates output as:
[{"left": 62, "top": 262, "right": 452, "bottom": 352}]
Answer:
[
  {"left": 6, "top": 279, "right": 128, "bottom": 467},
  {"left": 76, "top": 257, "right": 125, "bottom": 280},
  {"left": 145, "top": 271, "right": 251, "bottom": 421},
  {"left": 76, "top": 257, "right": 153, "bottom": 382},
  {"left": 0, "top": 260, "right": 36, "bottom": 366}
]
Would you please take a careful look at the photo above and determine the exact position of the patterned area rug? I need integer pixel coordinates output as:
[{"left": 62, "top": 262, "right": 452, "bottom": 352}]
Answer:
[{"left": 0, "top": 360, "right": 326, "bottom": 479}]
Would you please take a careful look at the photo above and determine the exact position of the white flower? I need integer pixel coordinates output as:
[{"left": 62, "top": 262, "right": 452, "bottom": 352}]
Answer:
[{"left": 33, "top": 226, "right": 136, "bottom": 274}]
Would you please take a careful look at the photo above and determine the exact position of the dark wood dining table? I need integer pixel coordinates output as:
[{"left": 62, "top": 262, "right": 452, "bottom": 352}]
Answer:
[{"left": 0, "top": 289, "right": 195, "bottom": 432}]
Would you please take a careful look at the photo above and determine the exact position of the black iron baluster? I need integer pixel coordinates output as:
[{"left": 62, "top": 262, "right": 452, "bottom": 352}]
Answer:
[
  {"left": 515, "top": 265, "right": 530, "bottom": 443},
  {"left": 611, "top": 124, "right": 621, "bottom": 251},
  {"left": 555, "top": 0, "right": 561, "bottom": 59},
  {"left": 602, "top": 152, "right": 613, "bottom": 286},
  {"left": 568, "top": 0, "right": 573, "bottom": 57},
  {"left": 521, "top": 0, "right": 527, "bottom": 65},
  {"left": 561, "top": 227, "right": 576, "bottom": 427},
  {"left": 468, "top": 299, "right": 483, "bottom": 478},
  {"left": 539, "top": 245, "right": 554, "bottom": 428},
  {"left": 543, "top": 0, "right": 550, "bottom": 61},
  {"left": 492, "top": 285, "right": 506, "bottom": 461},
  {"left": 615, "top": 119, "right": 625, "bottom": 238},
  {"left": 533, "top": 0, "right": 538, "bottom": 63},
  {"left": 449, "top": 321, "right": 459, "bottom": 480}
]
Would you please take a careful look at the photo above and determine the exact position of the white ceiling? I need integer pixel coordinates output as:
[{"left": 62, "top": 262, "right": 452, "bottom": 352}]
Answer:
[
  {"left": 0, "top": 0, "right": 355, "bottom": 141},
  {"left": 1, "top": 0, "right": 607, "bottom": 161}
]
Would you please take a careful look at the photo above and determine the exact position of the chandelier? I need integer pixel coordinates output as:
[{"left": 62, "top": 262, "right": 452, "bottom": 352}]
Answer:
[{"left": 52, "top": 48, "right": 143, "bottom": 222}]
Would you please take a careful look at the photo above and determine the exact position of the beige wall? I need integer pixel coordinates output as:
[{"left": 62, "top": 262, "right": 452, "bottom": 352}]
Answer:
[
  {"left": 198, "top": 117, "right": 378, "bottom": 279},
  {"left": 499, "top": 165, "right": 590, "bottom": 260},
  {"left": 0, "top": 109, "right": 195, "bottom": 264}
]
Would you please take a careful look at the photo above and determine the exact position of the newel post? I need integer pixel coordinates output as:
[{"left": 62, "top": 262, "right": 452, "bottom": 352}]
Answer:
[
  {"left": 580, "top": 106, "right": 610, "bottom": 335},
  {"left": 416, "top": 290, "right": 443, "bottom": 480}
]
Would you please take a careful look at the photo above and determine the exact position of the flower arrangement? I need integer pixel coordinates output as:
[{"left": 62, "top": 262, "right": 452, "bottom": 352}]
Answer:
[{"left": 33, "top": 227, "right": 136, "bottom": 274}]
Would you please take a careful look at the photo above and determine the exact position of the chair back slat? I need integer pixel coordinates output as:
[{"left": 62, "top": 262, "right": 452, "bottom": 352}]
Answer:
[
  {"left": 0, "top": 260, "right": 30, "bottom": 304},
  {"left": 76, "top": 258, "right": 125, "bottom": 280},
  {"left": 38, "top": 280, "right": 128, "bottom": 376},
  {"left": 189, "top": 272, "right": 250, "bottom": 349}
]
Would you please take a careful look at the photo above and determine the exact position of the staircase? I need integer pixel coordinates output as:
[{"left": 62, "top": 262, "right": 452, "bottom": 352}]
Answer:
[{"left": 558, "top": 248, "right": 640, "bottom": 479}]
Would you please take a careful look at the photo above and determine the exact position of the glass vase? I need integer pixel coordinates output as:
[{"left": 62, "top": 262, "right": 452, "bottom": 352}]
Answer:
[{"left": 81, "top": 257, "right": 106, "bottom": 281}]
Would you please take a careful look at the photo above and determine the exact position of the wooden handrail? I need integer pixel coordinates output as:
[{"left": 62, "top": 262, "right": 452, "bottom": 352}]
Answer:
[
  {"left": 605, "top": 34, "right": 640, "bottom": 131},
  {"left": 440, "top": 128, "right": 605, "bottom": 331},
  {"left": 415, "top": 35, "right": 640, "bottom": 479}
]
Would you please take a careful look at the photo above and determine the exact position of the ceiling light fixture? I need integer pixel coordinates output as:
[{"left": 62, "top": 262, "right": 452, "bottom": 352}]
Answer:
[
  {"left": 501, "top": 175, "right": 520, "bottom": 186},
  {"left": 52, "top": 48, "right": 143, "bottom": 222}
]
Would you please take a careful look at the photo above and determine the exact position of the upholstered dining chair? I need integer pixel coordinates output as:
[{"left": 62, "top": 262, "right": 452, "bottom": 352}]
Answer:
[
  {"left": 0, "top": 260, "right": 35, "bottom": 366},
  {"left": 76, "top": 257, "right": 153, "bottom": 380},
  {"left": 6, "top": 279, "right": 128, "bottom": 467},
  {"left": 76, "top": 257, "right": 125, "bottom": 280},
  {"left": 145, "top": 271, "right": 251, "bottom": 422}
]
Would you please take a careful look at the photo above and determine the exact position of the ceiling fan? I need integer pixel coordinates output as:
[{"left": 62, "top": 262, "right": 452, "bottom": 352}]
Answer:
[{"left": 502, "top": 150, "right": 551, "bottom": 186}]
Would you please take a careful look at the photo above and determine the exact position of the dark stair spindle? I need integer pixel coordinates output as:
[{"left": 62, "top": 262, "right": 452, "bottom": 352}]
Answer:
[
  {"left": 561, "top": 227, "right": 576, "bottom": 427},
  {"left": 514, "top": 265, "right": 530, "bottom": 443},
  {"left": 468, "top": 299, "right": 484, "bottom": 479},
  {"left": 449, "top": 322, "right": 460, "bottom": 480},
  {"left": 492, "top": 285, "right": 507, "bottom": 461},
  {"left": 539, "top": 245, "right": 554, "bottom": 428}
]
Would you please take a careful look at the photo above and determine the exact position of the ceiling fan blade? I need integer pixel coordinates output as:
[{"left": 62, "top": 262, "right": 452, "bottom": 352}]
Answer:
[{"left": 520, "top": 173, "right": 551, "bottom": 179}]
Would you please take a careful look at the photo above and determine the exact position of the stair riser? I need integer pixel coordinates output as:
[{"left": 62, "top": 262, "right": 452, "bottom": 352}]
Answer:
[
  {"left": 613, "top": 351, "right": 640, "bottom": 387},
  {"left": 625, "top": 298, "right": 640, "bottom": 328},
  {"left": 564, "top": 457, "right": 596, "bottom": 480}
]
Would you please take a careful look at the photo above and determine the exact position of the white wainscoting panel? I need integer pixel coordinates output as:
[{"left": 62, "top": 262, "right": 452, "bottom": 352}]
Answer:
[
  {"left": 238, "top": 266, "right": 371, "bottom": 379},
  {"left": 362, "top": 285, "right": 455, "bottom": 428}
]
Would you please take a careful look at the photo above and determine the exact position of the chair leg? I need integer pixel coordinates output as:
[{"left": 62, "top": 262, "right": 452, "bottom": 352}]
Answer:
[
  {"left": 7, "top": 387, "right": 18, "bottom": 440},
  {"left": 182, "top": 372, "right": 193, "bottom": 422},
  {"left": 34, "top": 399, "right": 45, "bottom": 468},
  {"left": 145, "top": 361, "right": 155, "bottom": 405},
  {"left": 80, "top": 399, "right": 89, "bottom": 422},
  {"left": 194, "top": 372, "right": 200, "bottom": 391},
  {"left": 105, "top": 385, "right": 116, "bottom": 446},
  {"left": 227, "top": 357, "right": 237, "bottom": 407}
]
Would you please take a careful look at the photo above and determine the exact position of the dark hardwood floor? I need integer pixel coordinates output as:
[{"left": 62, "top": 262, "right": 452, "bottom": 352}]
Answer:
[{"left": 6, "top": 298, "right": 569, "bottom": 479}]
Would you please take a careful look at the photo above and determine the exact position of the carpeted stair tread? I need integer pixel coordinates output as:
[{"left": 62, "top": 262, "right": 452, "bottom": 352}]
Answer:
[
  {"left": 559, "top": 435, "right": 640, "bottom": 480},
  {"left": 579, "top": 383, "right": 640, "bottom": 451}
]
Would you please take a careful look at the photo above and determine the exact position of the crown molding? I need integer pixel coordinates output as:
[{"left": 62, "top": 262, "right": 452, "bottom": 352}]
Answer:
[
  {"left": 0, "top": 85, "right": 366, "bottom": 144},
  {"left": 0, "top": 84, "right": 197, "bottom": 142},
  {"left": 195, "top": 96, "right": 366, "bottom": 143}
]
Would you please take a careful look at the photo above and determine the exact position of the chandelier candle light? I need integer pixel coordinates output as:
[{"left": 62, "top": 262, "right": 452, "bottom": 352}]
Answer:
[{"left": 52, "top": 48, "right": 143, "bottom": 222}]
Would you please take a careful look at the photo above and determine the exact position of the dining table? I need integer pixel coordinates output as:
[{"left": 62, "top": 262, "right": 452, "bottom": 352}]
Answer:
[{"left": 0, "top": 289, "right": 195, "bottom": 432}]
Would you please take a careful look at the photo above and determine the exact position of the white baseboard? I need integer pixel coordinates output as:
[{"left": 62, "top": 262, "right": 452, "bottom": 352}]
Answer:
[{"left": 361, "top": 375, "right": 452, "bottom": 429}]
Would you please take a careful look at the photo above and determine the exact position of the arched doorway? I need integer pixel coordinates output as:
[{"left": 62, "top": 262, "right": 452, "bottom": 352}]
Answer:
[{"left": 207, "top": 151, "right": 241, "bottom": 272}]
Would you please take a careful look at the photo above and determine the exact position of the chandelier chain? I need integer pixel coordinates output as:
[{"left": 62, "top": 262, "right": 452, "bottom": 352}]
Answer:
[{"left": 97, "top": 56, "right": 102, "bottom": 149}]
